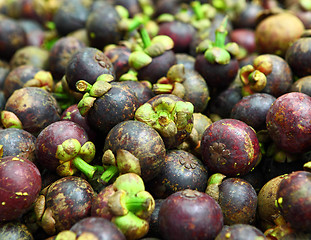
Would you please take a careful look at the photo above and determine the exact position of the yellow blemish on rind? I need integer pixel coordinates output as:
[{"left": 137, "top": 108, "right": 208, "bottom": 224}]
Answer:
[
  {"left": 15, "top": 192, "right": 28, "bottom": 196},
  {"left": 1, "top": 202, "right": 5, "bottom": 205}
]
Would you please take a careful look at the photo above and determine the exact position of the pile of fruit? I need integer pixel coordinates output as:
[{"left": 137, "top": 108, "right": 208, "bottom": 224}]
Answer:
[{"left": 0, "top": 0, "right": 310, "bottom": 239}]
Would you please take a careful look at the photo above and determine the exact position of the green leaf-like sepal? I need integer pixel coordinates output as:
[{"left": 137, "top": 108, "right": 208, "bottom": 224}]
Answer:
[{"left": 129, "top": 51, "right": 153, "bottom": 70}]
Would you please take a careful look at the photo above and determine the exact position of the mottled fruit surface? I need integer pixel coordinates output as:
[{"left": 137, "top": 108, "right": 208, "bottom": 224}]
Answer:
[
  {"left": 276, "top": 171, "right": 311, "bottom": 232},
  {"left": 201, "top": 119, "right": 261, "bottom": 176},
  {"left": 266, "top": 92, "right": 311, "bottom": 153}
]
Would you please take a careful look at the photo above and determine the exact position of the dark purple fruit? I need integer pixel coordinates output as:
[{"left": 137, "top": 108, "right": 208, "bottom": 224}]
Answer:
[
  {"left": 240, "top": 54, "right": 293, "bottom": 97},
  {"left": 35, "top": 176, "right": 95, "bottom": 235},
  {"left": 118, "top": 80, "right": 155, "bottom": 106},
  {"left": 230, "top": 93, "right": 276, "bottom": 131},
  {"left": 146, "top": 149, "right": 208, "bottom": 199},
  {"left": 137, "top": 50, "right": 177, "bottom": 84},
  {"left": 195, "top": 53, "right": 239, "bottom": 90},
  {"left": 276, "top": 171, "right": 311, "bottom": 233},
  {"left": 159, "top": 189, "right": 224, "bottom": 240},
  {"left": 3, "top": 87, "right": 61, "bottom": 136},
  {"left": 61, "top": 104, "right": 97, "bottom": 142},
  {"left": 104, "top": 46, "right": 131, "bottom": 81},
  {"left": 266, "top": 92, "right": 311, "bottom": 153},
  {"left": 215, "top": 224, "right": 266, "bottom": 240},
  {"left": 84, "top": 82, "right": 140, "bottom": 136},
  {"left": 17, "top": 19, "right": 45, "bottom": 47},
  {"left": 209, "top": 177, "right": 258, "bottom": 225},
  {"left": 35, "top": 120, "right": 90, "bottom": 172},
  {"left": 201, "top": 119, "right": 261, "bottom": 177},
  {"left": 0, "top": 221, "right": 34, "bottom": 240},
  {"left": 103, "top": 120, "right": 166, "bottom": 182},
  {"left": 0, "top": 156, "right": 41, "bottom": 222},
  {"left": 53, "top": 0, "right": 90, "bottom": 36},
  {"left": 48, "top": 36, "right": 86, "bottom": 80},
  {"left": 182, "top": 69, "right": 210, "bottom": 113},
  {"left": 69, "top": 216, "right": 126, "bottom": 240},
  {"left": 208, "top": 87, "right": 243, "bottom": 119},
  {"left": 158, "top": 20, "right": 196, "bottom": 54},
  {"left": 86, "top": 4, "right": 122, "bottom": 50},
  {"left": 3, "top": 65, "right": 53, "bottom": 99},
  {"left": 0, "top": 16, "right": 27, "bottom": 60},
  {"left": 65, "top": 47, "right": 115, "bottom": 92},
  {"left": 0, "top": 128, "right": 37, "bottom": 163},
  {"left": 229, "top": 28, "right": 256, "bottom": 54},
  {"left": 286, "top": 37, "right": 311, "bottom": 78},
  {"left": 147, "top": 199, "right": 164, "bottom": 238}
]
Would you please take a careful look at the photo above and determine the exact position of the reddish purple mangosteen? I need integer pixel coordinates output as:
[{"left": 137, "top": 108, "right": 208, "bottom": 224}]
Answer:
[
  {"left": 266, "top": 92, "right": 311, "bottom": 154},
  {"left": 201, "top": 119, "right": 261, "bottom": 177},
  {"left": 0, "top": 156, "right": 41, "bottom": 222},
  {"left": 35, "top": 120, "right": 90, "bottom": 173},
  {"left": 159, "top": 189, "right": 224, "bottom": 240}
]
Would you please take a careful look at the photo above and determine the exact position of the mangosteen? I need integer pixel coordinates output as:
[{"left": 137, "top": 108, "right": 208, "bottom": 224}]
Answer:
[
  {"left": 3, "top": 65, "right": 54, "bottom": 99},
  {"left": 206, "top": 176, "right": 258, "bottom": 225},
  {"left": 239, "top": 54, "right": 293, "bottom": 97},
  {"left": 103, "top": 120, "right": 166, "bottom": 183},
  {"left": 230, "top": 93, "right": 276, "bottom": 131},
  {"left": 34, "top": 176, "right": 95, "bottom": 236},
  {"left": 266, "top": 92, "right": 311, "bottom": 154},
  {"left": 285, "top": 37, "right": 311, "bottom": 78},
  {"left": 146, "top": 149, "right": 208, "bottom": 199},
  {"left": 2, "top": 87, "right": 61, "bottom": 136},
  {"left": 158, "top": 189, "right": 224, "bottom": 240},
  {"left": 276, "top": 170, "right": 311, "bottom": 232},
  {"left": 65, "top": 47, "right": 115, "bottom": 93},
  {"left": 201, "top": 119, "right": 261, "bottom": 177},
  {"left": 48, "top": 36, "right": 86, "bottom": 80},
  {"left": 0, "top": 156, "right": 42, "bottom": 222}
]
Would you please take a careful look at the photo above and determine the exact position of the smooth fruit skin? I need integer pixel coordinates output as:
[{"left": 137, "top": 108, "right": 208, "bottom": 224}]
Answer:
[
  {"left": 201, "top": 119, "right": 261, "bottom": 177},
  {"left": 266, "top": 92, "right": 311, "bottom": 154},
  {"left": 277, "top": 171, "right": 311, "bottom": 233},
  {"left": 0, "top": 156, "right": 42, "bottom": 222},
  {"left": 159, "top": 189, "right": 223, "bottom": 240}
]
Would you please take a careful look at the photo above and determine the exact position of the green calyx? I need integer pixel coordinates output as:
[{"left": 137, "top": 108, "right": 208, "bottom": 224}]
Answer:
[
  {"left": 101, "top": 148, "right": 142, "bottom": 183},
  {"left": 135, "top": 97, "right": 194, "bottom": 138},
  {"left": 108, "top": 173, "right": 155, "bottom": 239},
  {"left": 198, "top": 15, "right": 239, "bottom": 64},
  {"left": 128, "top": 27, "right": 174, "bottom": 71},
  {"left": 55, "top": 138, "right": 96, "bottom": 177},
  {"left": 76, "top": 74, "right": 114, "bottom": 116},
  {"left": 0, "top": 111, "right": 23, "bottom": 129},
  {"left": 240, "top": 64, "right": 268, "bottom": 94},
  {"left": 152, "top": 64, "right": 186, "bottom": 97},
  {"left": 113, "top": 212, "right": 149, "bottom": 240}
]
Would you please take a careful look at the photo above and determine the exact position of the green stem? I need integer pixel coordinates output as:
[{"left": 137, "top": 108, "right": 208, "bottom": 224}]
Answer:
[
  {"left": 191, "top": 1, "right": 204, "bottom": 20},
  {"left": 128, "top": 15, "right": 144, "bottom": 32},
  {"left": 139, "top": 27, "right": 151, "bottom": 49},
  {"left": 214, "top": 16, "right": 228, "bottom": 48},
  {"left": 100, "top": 165, "right": 119, "bottom": 184},
  {"left": 125, "top": 195, "right": 151, "bottom": 213},
  {"left": 73, "top": 157, "right": 104, "bottom": 179}
]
